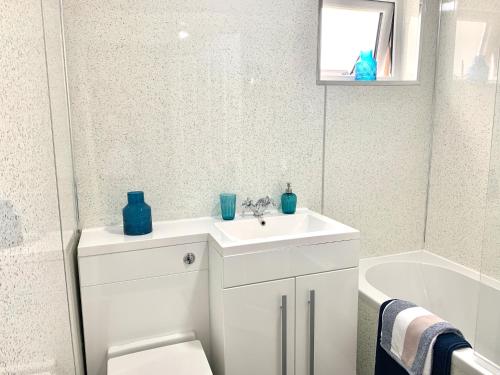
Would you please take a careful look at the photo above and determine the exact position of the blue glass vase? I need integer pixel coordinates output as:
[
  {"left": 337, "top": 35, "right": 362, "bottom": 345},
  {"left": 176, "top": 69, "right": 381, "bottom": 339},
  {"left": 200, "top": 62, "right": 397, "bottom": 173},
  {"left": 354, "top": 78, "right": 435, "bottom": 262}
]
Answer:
[
  {"left": 355, "top": 50, "right": 377, "bottom": 81},
  {"left": 123, "top": 191, "right": 152, "bottom": 235}
]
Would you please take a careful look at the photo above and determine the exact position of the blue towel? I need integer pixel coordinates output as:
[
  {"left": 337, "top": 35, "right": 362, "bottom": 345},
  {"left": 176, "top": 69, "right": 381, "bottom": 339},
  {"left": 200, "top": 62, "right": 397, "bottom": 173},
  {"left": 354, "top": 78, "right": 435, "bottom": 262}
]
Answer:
[
  {"left": 375, "top": 300, "right": 472, "bottom": 375},
  {"left": 431, "top": 333, "right": 471, "bottom": 375}
]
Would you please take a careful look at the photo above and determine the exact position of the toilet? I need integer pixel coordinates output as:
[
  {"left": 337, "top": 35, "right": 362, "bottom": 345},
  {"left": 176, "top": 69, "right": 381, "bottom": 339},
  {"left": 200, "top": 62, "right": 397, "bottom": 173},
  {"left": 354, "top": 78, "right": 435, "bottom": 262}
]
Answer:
[
  {"left": 107, "top": 339, "right": 212, "bottom": 375},
  {"left": 79, "top": 240, "right": 212, "bottom": 375},
  {"left": 106, "top": 331, "right": 212, "bottom": 375}
]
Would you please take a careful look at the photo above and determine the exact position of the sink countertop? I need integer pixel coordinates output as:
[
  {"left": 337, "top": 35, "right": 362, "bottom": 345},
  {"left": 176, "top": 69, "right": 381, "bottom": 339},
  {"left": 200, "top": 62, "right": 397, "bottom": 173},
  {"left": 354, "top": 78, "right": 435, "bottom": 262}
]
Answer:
[{"left": 78, "top": 208, "right": 360, "bottom": 257}]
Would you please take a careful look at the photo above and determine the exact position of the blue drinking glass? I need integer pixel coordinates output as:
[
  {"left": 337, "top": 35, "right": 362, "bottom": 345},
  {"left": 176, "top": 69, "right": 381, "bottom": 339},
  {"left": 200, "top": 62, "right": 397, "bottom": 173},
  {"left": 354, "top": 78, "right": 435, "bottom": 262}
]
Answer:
[{"left": 220, "top": 193, "right": 236, "bottom": 220}]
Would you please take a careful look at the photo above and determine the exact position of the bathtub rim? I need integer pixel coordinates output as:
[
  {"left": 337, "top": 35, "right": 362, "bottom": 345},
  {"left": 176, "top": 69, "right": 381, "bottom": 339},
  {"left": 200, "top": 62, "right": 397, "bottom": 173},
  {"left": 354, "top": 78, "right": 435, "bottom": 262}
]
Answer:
[{"left": 358, "top": 250, "right": 500, "bottom": 375}]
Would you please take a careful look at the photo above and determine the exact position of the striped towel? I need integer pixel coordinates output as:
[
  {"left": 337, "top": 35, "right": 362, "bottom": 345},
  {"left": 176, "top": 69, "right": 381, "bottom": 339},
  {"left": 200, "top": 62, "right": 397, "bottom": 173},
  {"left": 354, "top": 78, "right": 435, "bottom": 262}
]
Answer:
[{"left": 378, "top": 299, "right": 468, "bottom": 375}]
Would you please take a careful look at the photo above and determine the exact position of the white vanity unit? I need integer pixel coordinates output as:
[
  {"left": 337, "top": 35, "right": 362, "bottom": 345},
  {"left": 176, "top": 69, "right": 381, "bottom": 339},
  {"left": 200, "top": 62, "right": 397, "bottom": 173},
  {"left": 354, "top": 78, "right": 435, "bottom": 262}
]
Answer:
[
  {"left": 78, "top": 209, "right": 359, "bottom": 375},
  {"left": 208, "top": 211, "right": 360, "bottom": 375}
]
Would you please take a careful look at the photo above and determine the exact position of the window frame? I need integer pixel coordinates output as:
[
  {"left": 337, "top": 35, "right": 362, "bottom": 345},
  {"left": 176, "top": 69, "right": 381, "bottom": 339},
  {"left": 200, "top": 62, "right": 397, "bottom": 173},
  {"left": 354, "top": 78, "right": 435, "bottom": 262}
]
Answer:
[{"left": 316, "top": 0, "right": 425, "bottom": 86}]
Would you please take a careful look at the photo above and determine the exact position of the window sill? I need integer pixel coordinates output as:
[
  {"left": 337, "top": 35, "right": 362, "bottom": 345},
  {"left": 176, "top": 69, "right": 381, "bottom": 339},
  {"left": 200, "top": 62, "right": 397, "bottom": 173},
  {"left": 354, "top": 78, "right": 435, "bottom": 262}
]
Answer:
[{"left": 316, "top": 79, "right": 421, "bottom": 86}]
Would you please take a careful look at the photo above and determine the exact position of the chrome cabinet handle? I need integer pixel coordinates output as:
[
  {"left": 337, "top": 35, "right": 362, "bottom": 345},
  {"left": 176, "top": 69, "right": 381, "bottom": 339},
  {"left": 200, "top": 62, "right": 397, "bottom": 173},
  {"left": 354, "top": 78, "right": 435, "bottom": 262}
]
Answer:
[
  {"left": 281, "top": 295, "right": 288, "bottom": 375},
  {"left": 309, "top": 290, "right": 316, "bottom": 375}
]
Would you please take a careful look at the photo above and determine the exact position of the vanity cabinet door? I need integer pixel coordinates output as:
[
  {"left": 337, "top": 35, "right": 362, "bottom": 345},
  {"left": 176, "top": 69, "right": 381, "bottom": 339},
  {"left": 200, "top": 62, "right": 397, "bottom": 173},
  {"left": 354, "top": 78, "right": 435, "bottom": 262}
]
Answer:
[
  {"left": 295, "top": 268, "right": 358, "bottom": 375},
  {"left": 223, "top": 278, "right": 295, "bottom": 375}
]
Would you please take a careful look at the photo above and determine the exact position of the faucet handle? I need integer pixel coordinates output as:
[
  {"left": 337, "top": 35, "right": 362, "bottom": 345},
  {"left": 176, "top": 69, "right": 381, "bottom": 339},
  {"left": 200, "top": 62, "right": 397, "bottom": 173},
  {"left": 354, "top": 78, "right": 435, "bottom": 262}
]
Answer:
[
  {"left": 266, "top": 196, "right": 277, "bottom": 207},
  {"left": 241, "top": 197, "right": 253, "bottom": 216},
  {"left": 241, "top": 197, "right": 253, "bottom": 207}
]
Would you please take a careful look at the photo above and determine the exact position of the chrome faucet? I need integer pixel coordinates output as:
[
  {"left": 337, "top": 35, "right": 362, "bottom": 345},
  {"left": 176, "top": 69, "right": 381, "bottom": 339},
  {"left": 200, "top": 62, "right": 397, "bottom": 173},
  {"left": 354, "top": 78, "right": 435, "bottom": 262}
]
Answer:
[{"left": 241, "top": 196, "right": 277, "bottom": 224}]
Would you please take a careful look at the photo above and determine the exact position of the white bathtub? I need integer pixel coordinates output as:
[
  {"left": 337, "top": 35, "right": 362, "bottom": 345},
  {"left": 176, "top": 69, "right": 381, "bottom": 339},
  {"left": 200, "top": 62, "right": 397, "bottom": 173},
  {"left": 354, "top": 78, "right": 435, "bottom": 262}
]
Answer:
[{"left": 358, "top": 250, "right": 500, "bottom": 375}]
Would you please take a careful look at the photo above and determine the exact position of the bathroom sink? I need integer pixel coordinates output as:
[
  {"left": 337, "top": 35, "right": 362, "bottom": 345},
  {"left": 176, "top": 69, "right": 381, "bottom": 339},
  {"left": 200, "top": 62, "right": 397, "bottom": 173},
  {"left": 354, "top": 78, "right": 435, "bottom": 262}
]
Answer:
[{"left": 214, "top": 212, "right": 335, "bottom": 242}]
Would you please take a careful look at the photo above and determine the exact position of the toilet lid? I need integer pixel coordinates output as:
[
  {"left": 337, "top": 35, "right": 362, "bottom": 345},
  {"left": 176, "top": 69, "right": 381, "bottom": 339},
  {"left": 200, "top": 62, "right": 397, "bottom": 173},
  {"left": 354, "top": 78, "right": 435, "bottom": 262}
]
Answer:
[{"left": 107, "top": 340, "right": 213, "bottom": 375}]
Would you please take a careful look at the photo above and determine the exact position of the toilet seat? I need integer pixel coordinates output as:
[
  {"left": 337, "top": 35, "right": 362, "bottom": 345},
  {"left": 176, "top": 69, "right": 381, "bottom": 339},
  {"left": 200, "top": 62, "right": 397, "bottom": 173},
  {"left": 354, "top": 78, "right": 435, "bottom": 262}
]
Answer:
[{"left": 107, "top": 340, "right": 212, "bottom": 375}]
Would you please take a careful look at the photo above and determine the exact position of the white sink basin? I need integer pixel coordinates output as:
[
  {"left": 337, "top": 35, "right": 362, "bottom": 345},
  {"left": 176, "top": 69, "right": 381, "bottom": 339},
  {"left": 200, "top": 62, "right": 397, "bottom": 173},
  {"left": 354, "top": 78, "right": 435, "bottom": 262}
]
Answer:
[{"left": 214, "top": 213, "right": 335, "bottom": 242}]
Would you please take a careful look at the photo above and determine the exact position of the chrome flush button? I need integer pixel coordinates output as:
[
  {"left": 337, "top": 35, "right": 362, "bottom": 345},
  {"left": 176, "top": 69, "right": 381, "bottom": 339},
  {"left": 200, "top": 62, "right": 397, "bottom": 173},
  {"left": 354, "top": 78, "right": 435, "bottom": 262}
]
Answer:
[{"left": 183, "top": 252, "right": 196, "bottom": 265}]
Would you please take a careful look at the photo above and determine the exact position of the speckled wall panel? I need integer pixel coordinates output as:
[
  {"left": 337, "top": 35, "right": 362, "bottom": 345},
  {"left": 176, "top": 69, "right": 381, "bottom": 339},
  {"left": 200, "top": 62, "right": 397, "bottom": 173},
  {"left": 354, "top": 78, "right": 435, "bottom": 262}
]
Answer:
[
  {"left": 63, "top": 0, "right": 324, "bottom": 227},
  {"left": 0, "top": 0, "right": 75, "bottom": 373},
  {"left": 425, "top": 0, "right": 500, "bottom": 272},
  {"left": 323, "top": 1, "right": 439, "bottom": 258}
]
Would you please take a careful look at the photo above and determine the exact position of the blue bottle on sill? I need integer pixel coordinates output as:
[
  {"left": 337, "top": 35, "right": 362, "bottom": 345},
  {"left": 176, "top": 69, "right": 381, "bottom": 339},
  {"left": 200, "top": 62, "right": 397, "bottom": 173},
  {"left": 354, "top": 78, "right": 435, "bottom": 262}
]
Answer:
[
  {"left": 123, "top": 191, "right": 152, "bottom": 236},
  {"left": 281, "top": 182, "right": 297, "bottom": 215},
  {"left": 355, "top": 50, "right": 377, "bottom": 81}
]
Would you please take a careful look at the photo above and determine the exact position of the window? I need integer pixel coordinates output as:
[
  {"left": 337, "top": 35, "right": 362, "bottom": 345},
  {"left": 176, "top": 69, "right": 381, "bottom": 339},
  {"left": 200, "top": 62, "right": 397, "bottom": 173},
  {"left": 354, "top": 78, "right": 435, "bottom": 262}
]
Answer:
[{"left": 318, "top": 0, "right": 423, "bottom": 83}]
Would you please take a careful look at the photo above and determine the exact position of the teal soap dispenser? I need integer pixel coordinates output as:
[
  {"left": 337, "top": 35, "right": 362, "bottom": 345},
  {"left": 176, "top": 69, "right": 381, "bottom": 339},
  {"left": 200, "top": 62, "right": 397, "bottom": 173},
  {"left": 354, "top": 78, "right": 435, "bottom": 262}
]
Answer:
[{"left": 281, "top": 182, "right": 297, "bottom": 214}]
